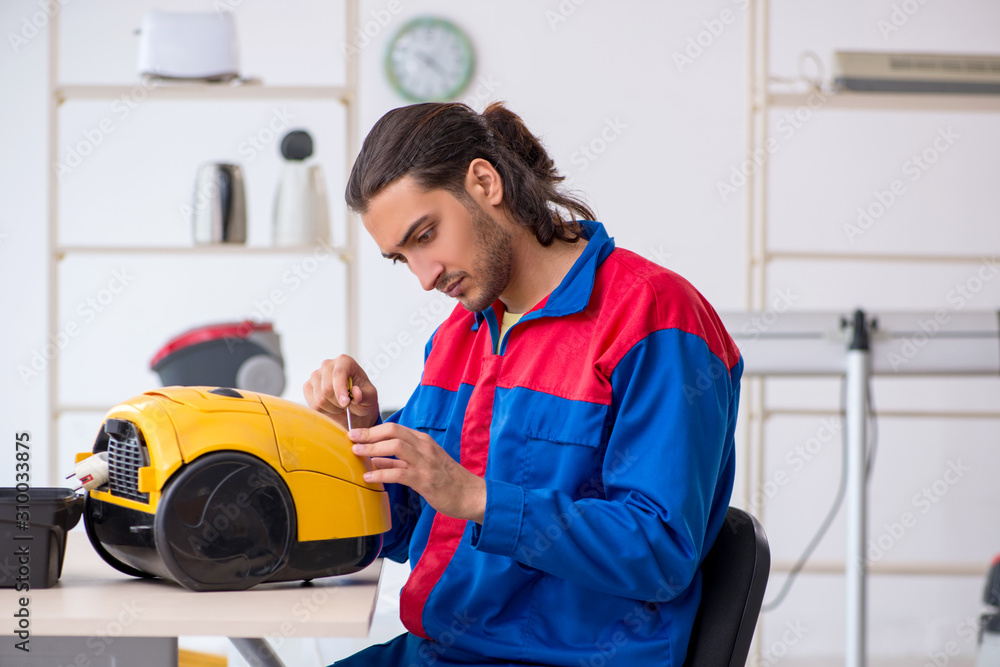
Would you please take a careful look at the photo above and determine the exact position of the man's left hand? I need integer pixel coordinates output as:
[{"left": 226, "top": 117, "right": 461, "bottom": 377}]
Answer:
[{"left": 350, "top": 423, "right": 487, "bottom": 524}]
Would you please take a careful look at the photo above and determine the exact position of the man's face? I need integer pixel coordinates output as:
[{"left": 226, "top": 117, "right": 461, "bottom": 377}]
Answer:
[{"left": 363, "top": 175, "right": 513, "bottom": 313}]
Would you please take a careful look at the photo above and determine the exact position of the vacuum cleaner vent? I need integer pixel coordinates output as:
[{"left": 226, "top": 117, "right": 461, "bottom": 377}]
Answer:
[{"left": 106, "top": 420, "right": 149, "bottom": 503}]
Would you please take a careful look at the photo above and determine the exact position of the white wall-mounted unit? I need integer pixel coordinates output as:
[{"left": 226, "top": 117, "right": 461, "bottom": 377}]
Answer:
[{"left": 834, "top": 51, "right": 1000, "bottom": 95}]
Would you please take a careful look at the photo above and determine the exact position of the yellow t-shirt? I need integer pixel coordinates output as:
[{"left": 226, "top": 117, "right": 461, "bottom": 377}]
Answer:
[{"left": 496, "top": 310, "right": 523, "bottom": 353}]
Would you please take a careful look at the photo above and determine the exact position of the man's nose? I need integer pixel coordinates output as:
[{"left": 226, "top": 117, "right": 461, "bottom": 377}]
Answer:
[{"left": 413, "top": 258, "right": 444, "bottom": 292}]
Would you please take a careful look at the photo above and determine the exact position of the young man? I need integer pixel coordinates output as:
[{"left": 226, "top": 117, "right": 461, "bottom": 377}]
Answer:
[{"left": 304, "top": 102, "right": 743, "bottom": 666}]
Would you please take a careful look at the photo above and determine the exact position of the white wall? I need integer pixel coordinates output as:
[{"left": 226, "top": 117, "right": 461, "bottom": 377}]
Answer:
[{"left": 2, "top": 0, "right": 999, "bottom": 665}]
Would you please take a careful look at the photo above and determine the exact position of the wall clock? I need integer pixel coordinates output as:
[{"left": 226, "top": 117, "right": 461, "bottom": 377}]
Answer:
[{"left": 385, "top": 16, "right": 475, "bottom": 103}]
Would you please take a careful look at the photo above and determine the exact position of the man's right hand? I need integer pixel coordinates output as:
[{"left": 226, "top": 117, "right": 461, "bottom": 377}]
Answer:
[{"left": 303, "top": 355, "right": 381, "bottom": 431}]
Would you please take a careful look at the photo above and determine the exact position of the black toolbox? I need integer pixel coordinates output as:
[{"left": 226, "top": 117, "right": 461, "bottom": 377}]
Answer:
[{"left": 0, "top": 488, "right": 83, "bottom": 589}]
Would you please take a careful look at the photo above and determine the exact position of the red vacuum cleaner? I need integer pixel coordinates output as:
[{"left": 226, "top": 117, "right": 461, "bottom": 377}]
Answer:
[{"left": 150, "top": 321, "right": 285, "bottom": 396}]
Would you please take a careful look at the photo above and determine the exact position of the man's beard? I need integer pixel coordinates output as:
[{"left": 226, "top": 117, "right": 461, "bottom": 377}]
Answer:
[{"left": 436, "top": 203, "right": 514, "bottom": 313}]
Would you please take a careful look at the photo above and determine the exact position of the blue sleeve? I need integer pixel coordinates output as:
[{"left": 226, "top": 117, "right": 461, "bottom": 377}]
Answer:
[
  {"left": 377, "top": 410, "right": 425, "bottom": 563},
  {"left": 471, "top": 328, "right": 741, "bottom": 600},
  {"left": 374, "top": 328, "right": 440, "bottom": 563}
]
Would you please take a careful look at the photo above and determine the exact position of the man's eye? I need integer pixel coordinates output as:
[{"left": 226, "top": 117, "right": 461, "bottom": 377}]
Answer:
[
  {"left": 392, "top": 256, "right": 408, "bottom": 265},
  {"left": 417, "top": 229, "right": 433, "bottom": 244}
]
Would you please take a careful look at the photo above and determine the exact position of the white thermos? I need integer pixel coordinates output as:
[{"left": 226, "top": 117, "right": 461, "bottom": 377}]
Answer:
[{"left": 273, "top": 130, "right": 331, "bottom": 246}]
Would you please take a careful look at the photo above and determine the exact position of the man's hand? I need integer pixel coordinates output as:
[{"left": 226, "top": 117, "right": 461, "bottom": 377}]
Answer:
[
  {"left": 303, "top": 355, "right": 380, "bottom": 430},
  {"left": 350, "top": 423, "right": 487, "bottom": 524}
]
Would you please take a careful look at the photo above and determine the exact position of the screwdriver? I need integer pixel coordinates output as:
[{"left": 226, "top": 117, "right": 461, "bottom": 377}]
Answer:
[{"left": 346, "top": 376, "right": 353, "bottom": 432}]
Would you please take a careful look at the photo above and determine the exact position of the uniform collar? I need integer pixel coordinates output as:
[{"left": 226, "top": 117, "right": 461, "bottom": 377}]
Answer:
[{"left": 471, "top": 221, "right": 615, "bottom": 331}]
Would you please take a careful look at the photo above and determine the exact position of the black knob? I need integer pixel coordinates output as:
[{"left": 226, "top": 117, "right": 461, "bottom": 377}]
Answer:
[
  {"left": 104, "top": 418, "right": 133, "bottom": 438},
  {"left": 280, "top": 130, "right": 314, "bottom": 161}
]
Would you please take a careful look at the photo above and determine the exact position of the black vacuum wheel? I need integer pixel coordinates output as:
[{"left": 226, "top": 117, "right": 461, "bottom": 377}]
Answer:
[{"left": 154, "top": 451, "right": 296, "bottom": 591}]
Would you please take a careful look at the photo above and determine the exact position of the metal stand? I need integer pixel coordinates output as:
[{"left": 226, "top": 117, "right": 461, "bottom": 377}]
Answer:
[
  {"left": 720, "top": 308, "right": 1000, "bottom": 667},
  {"left": 230, "top": 638, "right": 287, "bottom": 667},
  {"left": 844, "top": 310, "right": 871, "bottom": 667}
]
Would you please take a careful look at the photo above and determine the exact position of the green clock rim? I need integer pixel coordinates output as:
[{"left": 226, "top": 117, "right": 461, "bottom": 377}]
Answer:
[{"left": 384, "top": 16, "right": 476, "bottom": 104}]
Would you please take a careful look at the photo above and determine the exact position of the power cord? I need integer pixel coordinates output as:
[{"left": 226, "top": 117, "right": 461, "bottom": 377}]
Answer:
[
  {"left": 866, "top": 377, "right": 878, "bottom": 480},
  {"left": 761, "top": 373, "right": 879, "bottom": 612},
  {"left": 766, "top": 50, "right": 828, "bottom": 93}
]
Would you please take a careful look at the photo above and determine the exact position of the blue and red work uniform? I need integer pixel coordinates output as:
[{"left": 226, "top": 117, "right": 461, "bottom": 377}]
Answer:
[{"left": 337, "top": 222, "right": 743, "bottom": 666}]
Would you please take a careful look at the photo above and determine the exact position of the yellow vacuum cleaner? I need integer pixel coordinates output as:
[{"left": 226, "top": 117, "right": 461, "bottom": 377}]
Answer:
[{"left": 73, "top": 386, "right": 390, "bottom": 592}]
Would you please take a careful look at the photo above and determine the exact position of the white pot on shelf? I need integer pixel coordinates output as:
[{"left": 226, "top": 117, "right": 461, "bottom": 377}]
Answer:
[{"left": 273, "top": 162, "right": 330, "bottom": 246}]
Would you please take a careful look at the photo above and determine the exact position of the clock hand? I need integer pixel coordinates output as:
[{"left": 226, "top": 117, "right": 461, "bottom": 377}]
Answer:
[{"left": 415, "top": 50, "right": 448, "bottom": 78}]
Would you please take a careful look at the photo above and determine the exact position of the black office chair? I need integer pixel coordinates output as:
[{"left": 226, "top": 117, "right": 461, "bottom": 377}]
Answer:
[{"left": 683, "top": 507, "right": 770, "bottom": 667}]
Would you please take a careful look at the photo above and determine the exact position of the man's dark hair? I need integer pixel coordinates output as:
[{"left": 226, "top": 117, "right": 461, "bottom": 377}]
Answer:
[{"left": 346, "top": 101, "right": 595, "bottom": 246}]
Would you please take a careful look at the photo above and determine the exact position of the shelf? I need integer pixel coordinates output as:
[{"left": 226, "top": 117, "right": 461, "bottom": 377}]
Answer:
[
  {"left": 56, "top": 84, "right": 353, "bottom": 103},
  {"left": 56, "top": 404, "right": 113, "bottom": 415},
  {"left": 767, "top": 89, "right": 1000, "bottom": 113},
  {"left": 744, "top": 6, "right": 997, "bottom": 659},
  {"left": 57, "top": 398, "right": 314, "bottom": 415},
  {"left": 758, "top": 407, "right": 1000, "bottom": 420},
  {"left": 46, "top": 1, "right": 361, "bottom": 488},
  {"left": 770, "top": 559, "right": 985, "bottom": 577},
  {"left": 56, "top": 244, "right": 350, "bottom": 257},
  {"left": 764, "top": 250, "right": 995, "bottom": 265}
]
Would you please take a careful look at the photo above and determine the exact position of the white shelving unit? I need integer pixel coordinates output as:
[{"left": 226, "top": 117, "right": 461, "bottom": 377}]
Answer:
[
  {"left": 45, "top": 1, "right": 361, "bottom": 484},
  {"left": 771, "top": 90, "right": 1000, "bottom": 113},
  {"left": 743, "top": 2, "right": 999, "bottom": 666}
]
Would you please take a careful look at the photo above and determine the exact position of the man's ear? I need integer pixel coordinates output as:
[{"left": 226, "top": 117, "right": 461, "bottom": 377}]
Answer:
[{"left": 465, "top": 158, "right": 503, "bottom": 207}]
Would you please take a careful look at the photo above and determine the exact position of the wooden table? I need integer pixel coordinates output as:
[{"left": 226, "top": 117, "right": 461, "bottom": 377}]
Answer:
[{"left": 1, "top": 530, "right": 384, "bottom": 665}]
